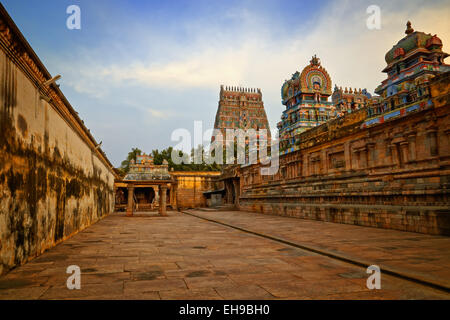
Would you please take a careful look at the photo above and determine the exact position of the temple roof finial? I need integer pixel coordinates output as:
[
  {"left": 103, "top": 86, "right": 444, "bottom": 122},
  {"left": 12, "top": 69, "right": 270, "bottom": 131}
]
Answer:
[
  {"left": 405, "top": 21, "right": 414, "bottom": 35},
  {"left": 310, "top": 54, "right": 320, "bottom": 66}
]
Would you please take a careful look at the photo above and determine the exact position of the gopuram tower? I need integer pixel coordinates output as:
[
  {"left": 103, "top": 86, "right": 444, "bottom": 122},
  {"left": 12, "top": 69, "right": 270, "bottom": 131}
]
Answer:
[
  {"left": 212, "top": 85, "right": 271, "bottom": 144},
  {"left": 277, "top": 55, "right": 336, "bottom": 154}
]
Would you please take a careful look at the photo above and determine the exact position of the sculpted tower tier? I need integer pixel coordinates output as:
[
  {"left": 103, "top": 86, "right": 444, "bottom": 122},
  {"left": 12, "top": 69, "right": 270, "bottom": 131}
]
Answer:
[
  {"left": 363, "top": 21, "right": 450, "bottom": 126},
  {"left": 213, "top": 85, "right": 271, "bottom": 143},
  {"left": 277, "top": 55, "right": 336, "bottom": 153}
]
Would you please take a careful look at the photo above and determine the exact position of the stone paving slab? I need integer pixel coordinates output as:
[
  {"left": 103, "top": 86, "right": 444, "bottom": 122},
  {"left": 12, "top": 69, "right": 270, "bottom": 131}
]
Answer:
[
  {"left": 0, "top": 211, "right": 449, "bottom": 300},
  {"left": 185, "top": 209, "right": 450, "bottom": 290}
]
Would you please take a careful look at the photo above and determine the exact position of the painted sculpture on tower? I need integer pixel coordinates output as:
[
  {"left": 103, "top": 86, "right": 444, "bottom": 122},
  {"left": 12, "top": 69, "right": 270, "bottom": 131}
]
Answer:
[
  {"left": 277, "top": 55, "right": 335, "bottom": 153},
  {"left": 124, "top": 153, "right": 171, "bottom": 180},
  {"left": 332, "top": 86, "right": 379, "bottom": 116},
  {"left": 363, "top": 21, "right": 450, "bottom": 127}
]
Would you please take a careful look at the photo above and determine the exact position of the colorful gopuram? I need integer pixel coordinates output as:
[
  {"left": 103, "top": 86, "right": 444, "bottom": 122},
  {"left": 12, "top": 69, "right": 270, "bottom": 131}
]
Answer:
[
  {"left": 233, "top": 21, "right": 450, "bottom": 235},
  {"left": 213, "top": 85, "right": 271, "bottom": 144},
  {"left": 277, "top": 55, "right": 337, "bottom": 153},
  {"left": 363, "top": 21, "right": 450, "bottom": 126}
]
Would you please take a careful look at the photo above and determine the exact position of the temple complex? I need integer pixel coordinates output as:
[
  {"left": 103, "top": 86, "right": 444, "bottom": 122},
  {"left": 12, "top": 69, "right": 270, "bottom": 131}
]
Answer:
[
  {"left": 277, "top": 55, "right": 336, "bottom": 154},
  {"left": 1, "top": 1, "right": 450, "bottom": 299},
  {"left": 222, "top": 22, "right": 450, "bottom": 236},
  {"left": 213, "top": 85, "right": 271, "bottom": 144}
]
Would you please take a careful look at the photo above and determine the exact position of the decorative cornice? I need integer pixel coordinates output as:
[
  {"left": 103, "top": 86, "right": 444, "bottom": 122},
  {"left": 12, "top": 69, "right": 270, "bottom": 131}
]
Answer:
[{"left": 0, "top": 4, "right": 117, "bottom": 177}]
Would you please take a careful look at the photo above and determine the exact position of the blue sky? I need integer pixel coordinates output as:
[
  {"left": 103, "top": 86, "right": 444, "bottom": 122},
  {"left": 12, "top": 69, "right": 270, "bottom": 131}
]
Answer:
[{"left": 2, "top": 0, "right": 449, "bottom": 166}]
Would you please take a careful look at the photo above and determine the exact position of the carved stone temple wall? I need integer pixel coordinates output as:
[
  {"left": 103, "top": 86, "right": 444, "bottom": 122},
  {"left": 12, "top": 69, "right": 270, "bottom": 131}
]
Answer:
[
  {"left": 0, "top": 5, "right": 116, "bottom": 275},
  {"left": 238, "top": 72, "right": 450, "bottom": 235}
]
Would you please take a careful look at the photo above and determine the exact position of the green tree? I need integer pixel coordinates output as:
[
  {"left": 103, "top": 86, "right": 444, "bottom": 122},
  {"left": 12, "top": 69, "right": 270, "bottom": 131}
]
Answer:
[
  {"left": 151, "top": 145, "right": 222, "bottom": 172},
  {"left": 152, "top": 147, "right": 190, "bottom": 171},
  {"left": 119, "top": 146, "right": 223, "bottom": 174}
]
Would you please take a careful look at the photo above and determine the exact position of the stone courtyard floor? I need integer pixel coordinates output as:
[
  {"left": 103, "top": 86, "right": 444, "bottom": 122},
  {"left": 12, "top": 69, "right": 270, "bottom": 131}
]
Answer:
[{"left": 0, "top": 210, "right": 449, "bottom": 300}]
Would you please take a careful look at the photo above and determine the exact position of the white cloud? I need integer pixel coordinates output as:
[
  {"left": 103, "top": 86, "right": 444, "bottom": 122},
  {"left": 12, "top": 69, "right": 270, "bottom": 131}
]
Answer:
[
  {"left": 52, "top": 0, "right": 450, "bottom": 154},
  {"left": 64, "top": 0, "right": 449, "bottom": 92},
  {"left": 147, "top": 107, "right": 173, "bottom": 120}
]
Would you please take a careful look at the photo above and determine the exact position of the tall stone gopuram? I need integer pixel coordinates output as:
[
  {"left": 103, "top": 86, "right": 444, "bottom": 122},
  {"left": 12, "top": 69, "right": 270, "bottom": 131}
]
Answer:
[{"left": 212, "top": 85, "right": 271, "bottom": 144}]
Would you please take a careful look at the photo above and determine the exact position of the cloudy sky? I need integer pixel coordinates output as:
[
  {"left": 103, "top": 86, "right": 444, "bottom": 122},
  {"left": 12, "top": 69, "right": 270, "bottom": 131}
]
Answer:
[{"left": 2, "top": 0, "right": 449, "bottom": 166}]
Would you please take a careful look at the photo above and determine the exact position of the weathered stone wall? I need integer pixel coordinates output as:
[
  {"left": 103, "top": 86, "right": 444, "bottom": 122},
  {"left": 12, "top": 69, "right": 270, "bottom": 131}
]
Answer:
[
  {"left": 239, "top": 73, "right": 450, "bottom": 235},
  {"left": 0, "top": 8, "right": 116, "bottom": 275},
  {"left": 171, "top": 172, "right": 222, "bottom": 209}
]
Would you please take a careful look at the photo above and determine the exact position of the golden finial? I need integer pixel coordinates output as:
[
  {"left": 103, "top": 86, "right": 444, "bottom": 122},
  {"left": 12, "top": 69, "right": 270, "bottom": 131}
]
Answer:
[
  {"left": 405, "top": 21, "right": 414, "bottom": 35},
  {"left": 310, "top": 54, "right": 320, "bottom": 66}
]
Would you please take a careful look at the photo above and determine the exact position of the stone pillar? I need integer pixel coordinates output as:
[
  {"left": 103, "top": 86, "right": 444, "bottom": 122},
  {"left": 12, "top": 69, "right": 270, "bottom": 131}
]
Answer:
[
  {"left": 126, "top": 184, "right": 134, "bottom": 217},
  {"left": 445, "top": 129, "right": 450, "bottom": 156},
  {"left": 360, "top": 147, "right": 367, "bottom": 169},
  {"left": 303, "top": 154, "right": 309, "bottom": 176},
  {"left": 384, "top": 138, "right": 392, "bottom": 166},
  {"left": 226, "top": 181, "right": 233, "bottom": 204},
  {"left": 159, "top": 186, "right": 163, "bottom": 207},
  {"left": 426, "top": 128, "right": 438, "bottom": 156},
  {"left": 113, "top": 186, "right": 118, "bottom": 211},
  {"left": 344, "top": 142, "right": 351, "bottom": 171},
  {"left": 150, "top": 186, "right": 155, "bottom": 210},
  {"left": 159, "top": 185, "right": 168, "bottom": 216},
  {"left": 400, "top": 141, "right": 409, "bottom": 164},
  {"left": 154, "top": 186, "right": 159, "bottom": 207},
  {"left": 389, "top": 144, "right": 398, "bottom": 167},
  {"left": 232, "top": 179, "right": 240, "bottom": 207},
  {"left": 367, "top": 143, "right": 375, "bottom": 168},
  {"left": 172, "top": 184, "right": 178, "bottom": 211},
  {"left": 321, "top": 150, "right": 328, "bottom": 175},
  {"left": 352, "top": 149, "right": 359, "bottom": 170},
  {"left": 407, "top": 133, "right": 417, "bottom": 161}
]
